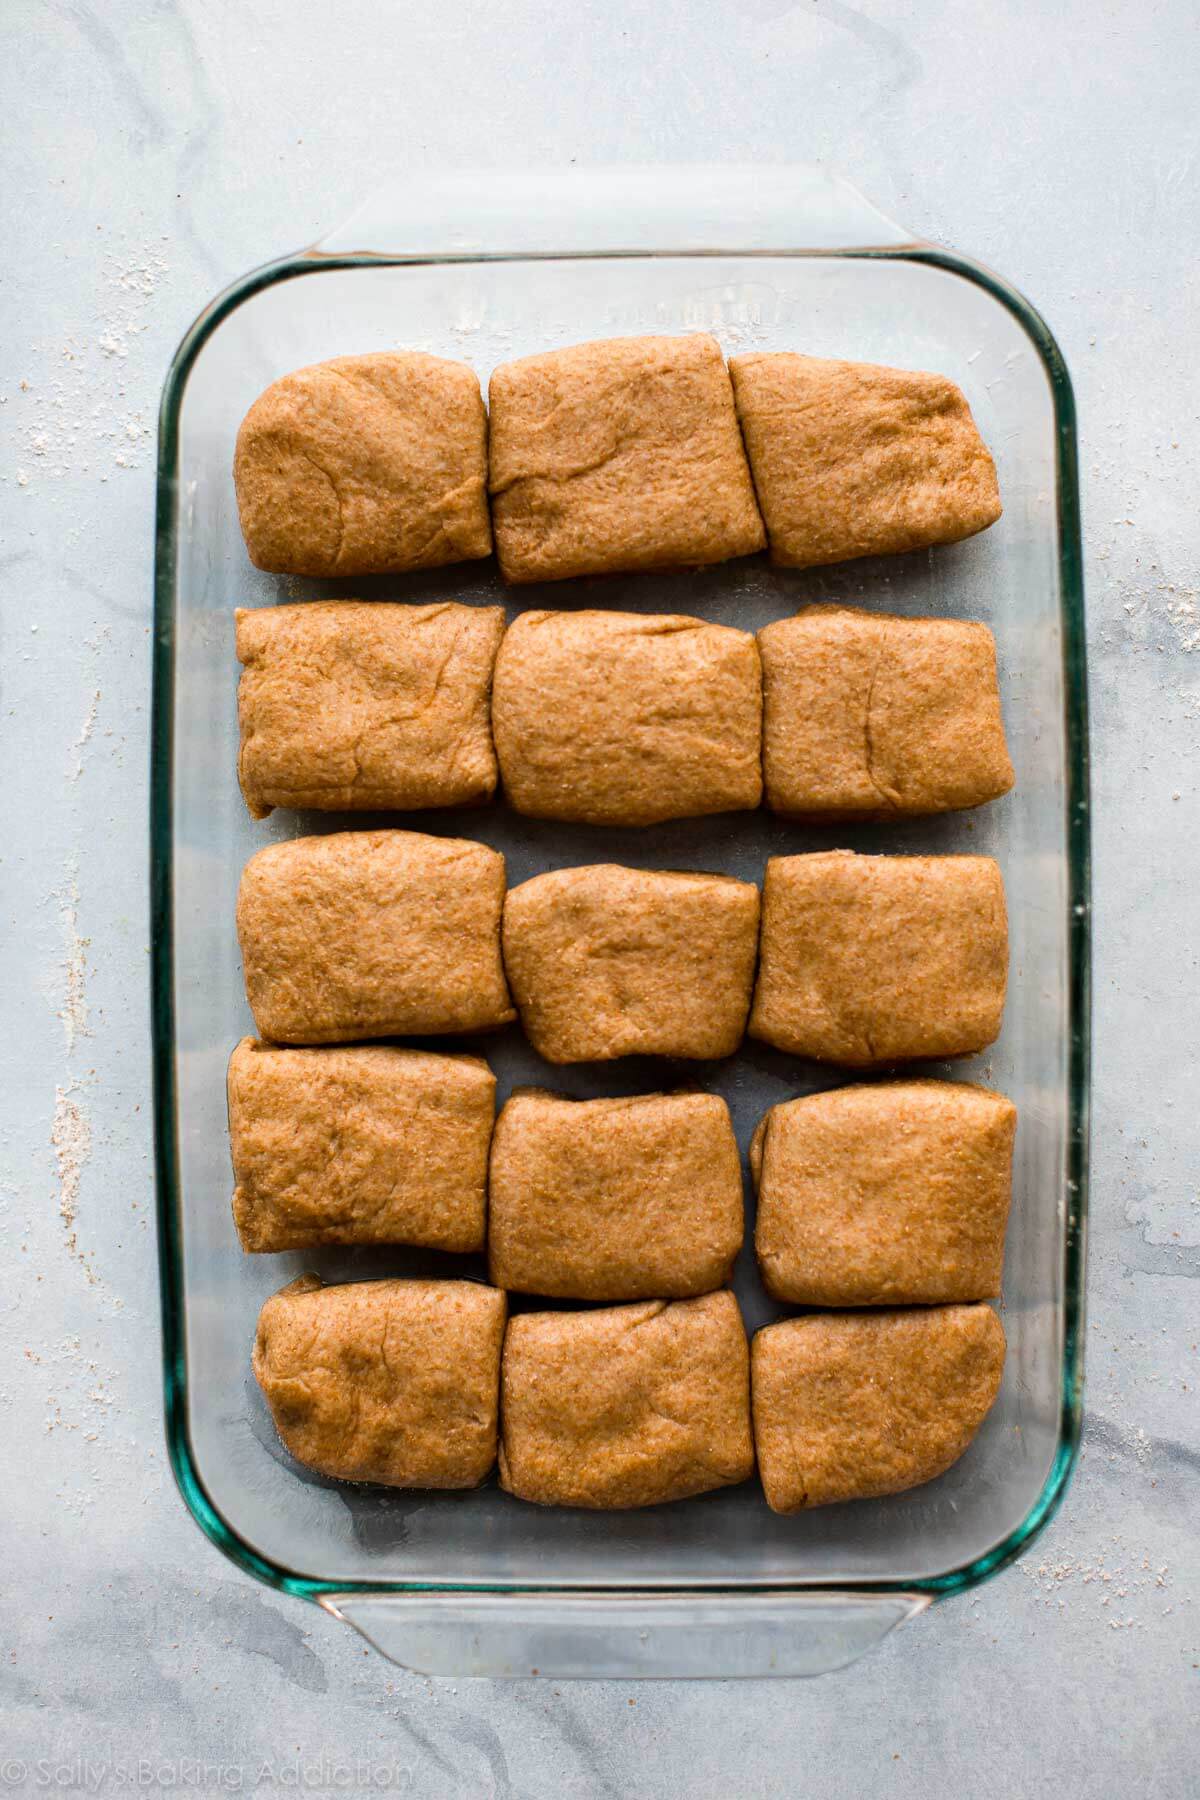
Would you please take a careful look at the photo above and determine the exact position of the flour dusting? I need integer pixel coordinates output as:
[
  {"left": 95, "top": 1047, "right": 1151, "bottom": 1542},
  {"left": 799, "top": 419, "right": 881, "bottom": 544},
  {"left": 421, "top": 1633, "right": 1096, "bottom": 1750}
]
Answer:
[
  {"left": 3, "top": 243, "right": 169, "bottom": 488},
  {"left": 56, "top": 869, "right": 90, "bottom": 1054},
  {"left": 66, "top": 689, "right": 100, "bottom": 782},
  {"left": 1022, "top": 1544, "right": 1176, "bottom": 1633},
  {"left": 52, "top": 1082, "right": 95, "bottom": 1282}
]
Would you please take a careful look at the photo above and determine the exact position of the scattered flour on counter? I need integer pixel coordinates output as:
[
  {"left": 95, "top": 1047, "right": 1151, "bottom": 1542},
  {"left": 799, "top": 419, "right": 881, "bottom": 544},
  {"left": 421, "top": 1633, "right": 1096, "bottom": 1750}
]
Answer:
[
  {"left": 56, "top": 867, "right": 90, "bottom": 1054},
  {"left": 1163, "top": 586, "right": 1199, "bottom": 652},
  {"left": 66, "top": 689, "right": 100, "bottom": 783},
  {"left": 1122, "top": 581, "right": 1200, "bottom": 657},
  {"left": 51, "top": 858, "right": 96, "bottom": 1281},
  {"left": 3, "top": 243, "right": 169, "bottom": 488},
  {"left": 31, "top": 1338, "right": 125, "bottom": 1494},
  {"left": 1022, "top": 1547, "right": 1175, "bottom": 1633},
  {"left": 51, "top": 1081, "right": 95, "bottom": 1284}
]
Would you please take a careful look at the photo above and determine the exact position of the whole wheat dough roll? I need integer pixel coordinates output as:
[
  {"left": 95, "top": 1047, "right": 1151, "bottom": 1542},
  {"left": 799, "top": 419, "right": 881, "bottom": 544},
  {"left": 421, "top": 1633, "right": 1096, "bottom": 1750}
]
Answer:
[
  {"left": 253, "top": 1274, "right": 507, "bottom": 1488},
  {"left": 227, "top": 1038, "right": 495, "bottom": 1253},
  {"left": 751, "top": 1305, "right": 1006, "bottom": 1511},
  {"left": 488, "top": 1088, "right": 743, "bottom": 1299},
  {"left": 729, "top": 352, "right": 1001, "bottom": 568},
  {"left": 235, "top": 601, "right": 505, "bottom": 818},
  {"left": 499, "top": 1291, "right": 754, "bottom": 1508},
  {"left": 492, "top": 609, "right": 762, "bottom": 826},
  {"left": 236, "top": 829, "right": 514, "bottom": 1044},
  {"left": 234, "top": 352, "right": 492, "bottom": 576},
  {"left": 748, "top": 851, "right": 1007, "bottom": 1066},
  {"left": 488, "top": 334, "right": 765, "bottom": 583},
  {"left": 757, "top": 604, "right": 1014, "bottom": 819},
  {"left": 750, "top": 1080, "right": 1016, "bottom": 1305},
  {"left": 502, "top": 863, "right": 760, "bottom": 1063}
]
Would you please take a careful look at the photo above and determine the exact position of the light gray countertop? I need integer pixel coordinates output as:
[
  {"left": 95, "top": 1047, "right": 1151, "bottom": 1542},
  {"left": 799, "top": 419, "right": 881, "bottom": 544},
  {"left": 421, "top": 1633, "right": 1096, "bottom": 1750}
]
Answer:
[{"left": 2, "top": 1, "right": 1196, "bottom": 1794}]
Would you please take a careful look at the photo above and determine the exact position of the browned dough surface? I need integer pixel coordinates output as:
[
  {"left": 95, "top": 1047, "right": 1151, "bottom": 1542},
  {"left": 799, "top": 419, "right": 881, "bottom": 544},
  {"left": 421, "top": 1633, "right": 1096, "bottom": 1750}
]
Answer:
[
  {"left": 751, "top": 1304, "right": 1006, "bottom": 1511},
  {"left": 488, "top": 334, "right": 765, "bottom": 583},
  {"left": 234, "top": 352, "right": 492, "bottom": 577},
  {"left": 253, "top": 1275, "right": 507, "bottom": 1488},
  {"left": 499, "top": 1291, "right": 755, "bottom": 1508},
  {"left": 228, "top": 1038, "right": 495, "bottom": 1253},
  {"left": 729, "top": 352, "right": 1001, "bottom": 568}
]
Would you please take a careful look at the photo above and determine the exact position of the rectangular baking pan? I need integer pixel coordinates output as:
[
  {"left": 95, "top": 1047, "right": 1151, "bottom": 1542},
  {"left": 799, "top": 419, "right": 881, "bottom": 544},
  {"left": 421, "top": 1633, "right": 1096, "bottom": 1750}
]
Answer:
[{"left": 152, "top": 165, "right": 1089, "bottom": 1678}]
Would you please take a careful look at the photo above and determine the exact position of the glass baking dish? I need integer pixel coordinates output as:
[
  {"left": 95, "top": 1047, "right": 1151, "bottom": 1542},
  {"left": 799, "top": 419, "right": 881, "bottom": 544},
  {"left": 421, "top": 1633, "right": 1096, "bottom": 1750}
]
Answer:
[{"left": 151, "top": 166, "right": 1090, "bottom": 1679}]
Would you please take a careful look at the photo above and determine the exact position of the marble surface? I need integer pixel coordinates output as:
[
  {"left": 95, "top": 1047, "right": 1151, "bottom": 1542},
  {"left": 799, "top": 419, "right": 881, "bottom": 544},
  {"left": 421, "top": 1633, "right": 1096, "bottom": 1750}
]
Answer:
[{"left": 2, "top": 1, "right": 1197, "bottom": 1793}]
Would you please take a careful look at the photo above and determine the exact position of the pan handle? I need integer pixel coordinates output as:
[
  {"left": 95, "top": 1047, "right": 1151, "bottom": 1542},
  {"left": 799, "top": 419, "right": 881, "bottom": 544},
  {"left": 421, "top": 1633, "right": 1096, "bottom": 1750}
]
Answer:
[
  {"left": 320, "top": 1589, "right": 929, "bottom": 1680},
  {"left": 307, "top": 164, "right": 917, "bottom": 261}
]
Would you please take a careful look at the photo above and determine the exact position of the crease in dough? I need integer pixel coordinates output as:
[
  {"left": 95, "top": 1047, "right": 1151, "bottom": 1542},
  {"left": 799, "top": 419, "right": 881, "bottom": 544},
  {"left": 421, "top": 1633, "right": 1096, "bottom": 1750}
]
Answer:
[
  {"left": 234, "top": 352, "right": 492, "bottom": 577},
  {"left": 499, "top": 1291, "right": 755, "bottom": 1508},
  {"left": 488, "top": 334, "right": 764, "bottom": 583},
  {"left": 729, "top": 351, "right": 1001, "bottom": 569},
  {"left": 492, "top": 608, "right": 762, "bottom": 826},
  {"left": 757, "top": 604, "right": 1014, "bottom": 819},
  {"left": 235, "top": 600, "right": 505, "bottom": 818}
]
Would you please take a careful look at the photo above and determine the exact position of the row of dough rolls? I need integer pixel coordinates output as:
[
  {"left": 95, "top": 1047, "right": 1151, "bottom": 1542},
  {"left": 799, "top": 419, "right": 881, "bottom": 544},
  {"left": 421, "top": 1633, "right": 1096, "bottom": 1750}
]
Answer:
[
  {"left": 233, "top": 336, "right": 1001, "bottom": 584},
  {"left": 235, "top": 834, "right": 1008, "bottom": 1066},
  {"left": 231, "top": 1050, "right": 1014, "bottom": 1308},
  {"left": 235, "top": 600, "right": 1014, "bottom": 827},
  {"left": 254, "top": 1277, "right": 1006, "bottom": 1514}
]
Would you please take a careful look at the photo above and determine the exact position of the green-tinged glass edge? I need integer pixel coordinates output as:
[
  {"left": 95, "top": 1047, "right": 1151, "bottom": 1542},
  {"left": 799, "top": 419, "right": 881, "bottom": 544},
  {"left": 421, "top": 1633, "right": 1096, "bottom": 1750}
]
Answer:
[{"left": 151, "top": 241, "right": 1090, "bottom": 1607}]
